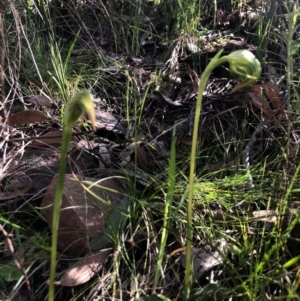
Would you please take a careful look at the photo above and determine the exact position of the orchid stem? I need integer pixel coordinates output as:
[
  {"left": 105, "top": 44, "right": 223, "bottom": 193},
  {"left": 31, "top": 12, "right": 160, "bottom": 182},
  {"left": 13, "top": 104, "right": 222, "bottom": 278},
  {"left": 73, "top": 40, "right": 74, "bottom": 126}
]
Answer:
[
  {"left": 184, "top": 49, "right": 261, "bottom": 299},
  {"left": 184, "top": 50, "right": 224, "bottom": 300},
  {"left": 48, "top": 126, "right": 72, "bottom": 301},
  {"left": 47, "top": 90, "right": 95, "bottom": 301}
]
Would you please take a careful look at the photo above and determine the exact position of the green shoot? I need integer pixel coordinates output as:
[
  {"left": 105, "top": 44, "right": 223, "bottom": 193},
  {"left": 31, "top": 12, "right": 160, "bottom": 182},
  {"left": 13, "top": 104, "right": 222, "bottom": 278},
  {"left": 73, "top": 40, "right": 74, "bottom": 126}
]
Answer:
[{"left": 48, "top": 90, "right": 95, "bottom": 301}]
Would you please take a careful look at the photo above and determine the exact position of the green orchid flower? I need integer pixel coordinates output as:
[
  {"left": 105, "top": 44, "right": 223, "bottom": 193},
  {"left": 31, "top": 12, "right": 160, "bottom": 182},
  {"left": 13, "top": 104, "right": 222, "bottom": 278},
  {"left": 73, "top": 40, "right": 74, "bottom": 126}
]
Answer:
[
  {"left": 225, "top": 49, "right": 262, "bottom": 92},
  {"left": 64, "top": 89, "right": 96, "bottom": 130}
]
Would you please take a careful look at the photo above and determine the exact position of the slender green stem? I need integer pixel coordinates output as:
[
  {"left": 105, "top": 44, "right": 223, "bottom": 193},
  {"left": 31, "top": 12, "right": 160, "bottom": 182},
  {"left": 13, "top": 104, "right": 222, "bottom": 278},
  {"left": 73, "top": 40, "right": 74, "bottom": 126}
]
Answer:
[
  {"left": 152, "top": 129, "right": 176, "bottom": 293},
  {"left": 48, "top": 126, "right": 72, "bottom": 301},
  {"left": 184, "top": 49, "right": 260, "bottom": 299},
  {"left": 286, "top": 4, "right": 298, "bottom": 159},
  {"left": 184, "top": 51, "right": 224, "bottom": 300},
  {"left": 47, "top": 90, "right": 95, "bottom": 301}
]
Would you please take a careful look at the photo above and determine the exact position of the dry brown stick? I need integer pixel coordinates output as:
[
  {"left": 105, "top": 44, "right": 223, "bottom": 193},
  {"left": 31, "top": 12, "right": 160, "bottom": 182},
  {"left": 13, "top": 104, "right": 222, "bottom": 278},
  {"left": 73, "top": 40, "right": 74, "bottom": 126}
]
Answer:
[
  {"left": 5, "top": 130, "right": 94, "bottom": 143},
  {"left": 242, "top": 123, "right": 265, "bottom": 189},
  {"left": 0, "top": 12, "right": 7, "bottom": 120},
  {"left": 0, "top": 224, "right": 33, "bottom": 299}
]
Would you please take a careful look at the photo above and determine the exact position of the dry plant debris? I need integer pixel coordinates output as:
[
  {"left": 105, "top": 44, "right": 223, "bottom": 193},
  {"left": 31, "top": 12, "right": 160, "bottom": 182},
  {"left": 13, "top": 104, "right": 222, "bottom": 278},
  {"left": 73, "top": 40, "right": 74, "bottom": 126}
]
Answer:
[
  {"left": 6, "top": 110, "right": 49, "bottom": 126},
  {"left": 1, "top": 0, "right": 300, "bottom": 300},
  {"left": 41, "top": 174, "right": 125, "bottom": 256},
  {"left": 56, "top": 249, "right": 112, "bottom": 287}
]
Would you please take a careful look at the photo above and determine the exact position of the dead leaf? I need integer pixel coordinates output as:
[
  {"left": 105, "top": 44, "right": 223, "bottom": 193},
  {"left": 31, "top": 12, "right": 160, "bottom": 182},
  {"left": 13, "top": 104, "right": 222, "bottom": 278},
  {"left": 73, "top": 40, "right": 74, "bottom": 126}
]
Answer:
[
  {"left": 95, "top": 110, "right": 125, "bottom": 135},
  {"left": 151, "top": 91, "right": 183, "bottom": 106},
  {"left": 77, "top": 139, "right": 95, "bottom": 150},
  {"left": 26, "top": 95, "right": 53, "bottom": 108},
  {"left": 100, "top": 40, "right": 109, "bottom": 46},
  {"left": 181, "top": 239, "right": 227, "bottom": 278},
  {"left": 248, "top": 85, "right": 274, "bottom": 118},
  {"left": 204, "top": 153, "right": 239, "bottom": 173},
  {"left": 41, "top": 174, "right": 125, "bottom": 256},
  {"left": 128, "top": 141, "right": 150, "bottom": 169},
  {"left": 263, "top": 82, "right": 285, "bottom": 115},
  {"left": 251, "top": 210, "right": 277, "bottom": 223},
  {"left": 6, "top": 110, "right": 48, "bottom": 126},
  {"left": 188, "top": 66, "right": 200, "bottom": 95},
  {"left": 225, "top": 40, "right": 248, "bottom": 50},
  {"left": 119, "top": 141, "right": 150, "bottom": 170},
  {"left": 0, "top": 174, "right": 32, "bottom": 201},
  {"left": 98, "top": 144, "right": 111, "bottom": 164},
  {"left": 56, "top": 249, "right": 112, "bottom": 286},
  {"left": 0, "top": 186, "right": 32, "bottom": 201},
  {"left": 30, "top": 130, "right": 67, "bottom": 148},
  {"left": 179, "top": 130, "right": 206, "bottom": 146}
]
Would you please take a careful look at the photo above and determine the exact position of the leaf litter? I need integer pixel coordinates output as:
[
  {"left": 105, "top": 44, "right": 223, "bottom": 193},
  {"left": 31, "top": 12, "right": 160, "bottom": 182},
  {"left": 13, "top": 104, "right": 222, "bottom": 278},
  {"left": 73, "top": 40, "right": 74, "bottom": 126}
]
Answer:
[{"left": 1, "top": 1, "right": 300, "bottom": 300}]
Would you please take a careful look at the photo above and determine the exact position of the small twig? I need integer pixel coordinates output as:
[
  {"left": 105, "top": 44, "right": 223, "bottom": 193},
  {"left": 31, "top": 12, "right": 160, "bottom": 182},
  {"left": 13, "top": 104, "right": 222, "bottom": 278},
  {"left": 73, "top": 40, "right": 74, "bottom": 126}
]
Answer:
[
  {"left": 0, "top": 12, "right": 7, "bottom": 120},
  {"left": 5, "top": 130, "right": 93, "bottom": 143},
  {"left": 0, "top": 224, "right": 33, "bottom": 300},
  {"left": 242, "top": 124, "right": 265, "bottom": 189},
  {"left": 149, "top": 117, "right": 188, "bottom": 143}
]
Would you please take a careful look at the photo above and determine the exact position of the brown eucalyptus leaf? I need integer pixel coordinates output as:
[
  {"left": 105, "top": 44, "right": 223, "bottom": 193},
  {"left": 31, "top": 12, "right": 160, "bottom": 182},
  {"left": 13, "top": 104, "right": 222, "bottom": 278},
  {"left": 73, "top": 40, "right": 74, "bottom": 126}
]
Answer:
[
  {"left": 41, "top": 174, "right": 125, "bottom": 256},
  {"left": 136, "top": 144, "right": 149, "bottom": 169},
  {"left": 30, "top": 130, "right": 77, "bottom": 148},
  {"left": 128, "top": 141, "right": 150, "bottom": 169},
  {"left": 248, "top": 85, "right": 274, "bottom": 118},
  {"left": 56, "top": 249, "right": 112, "bottom": 287},
  {"left": 30, "top": 130, "right": 65, "bottom": 148},
  {"left": 7, "top": 110, "right": 48, "bottom": 126},
  {"left": 26, "top": 95, "right": 53, "bottom": 108},
  {"left": 0, "top": 173, "right": 32, "bottom": 201},
  {"left": 188, "top": 66, "right": 200, "bottom": 95},
  {"left": 263, "top": 82, "right": 285, "bottom": 115},
  {"left": 0, "top": 185, "right": 32, "bottom": 202}
]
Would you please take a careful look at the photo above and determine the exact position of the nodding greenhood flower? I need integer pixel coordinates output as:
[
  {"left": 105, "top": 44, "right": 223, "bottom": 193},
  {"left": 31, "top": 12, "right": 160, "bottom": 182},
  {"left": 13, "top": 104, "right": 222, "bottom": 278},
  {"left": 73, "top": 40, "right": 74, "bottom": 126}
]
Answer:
[
  {"left": 222, "top": 49, "right": 261, "bottom": 92},
  {"left": 64, "top": 90, "right": 96, "bottom": 130},
  {"left": 185, "top": 50, "right": 261, "bottom": 296}
]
